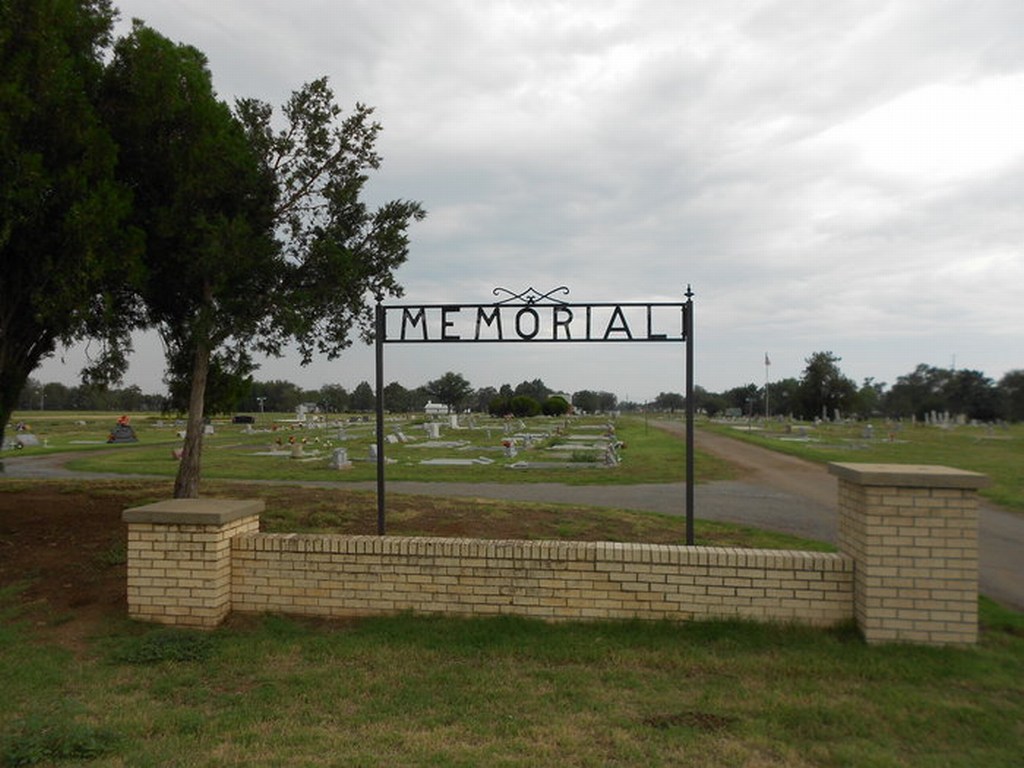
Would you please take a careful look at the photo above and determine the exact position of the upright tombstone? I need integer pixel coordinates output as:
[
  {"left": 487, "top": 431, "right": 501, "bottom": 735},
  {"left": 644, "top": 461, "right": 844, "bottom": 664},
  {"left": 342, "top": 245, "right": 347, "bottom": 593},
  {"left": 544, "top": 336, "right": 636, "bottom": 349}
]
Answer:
[
  {"left": 334, "top": 447, "right": 351, "bottom": 468},
  {"left": 108, "top": 421, "right": 138, "bottom": 444}
]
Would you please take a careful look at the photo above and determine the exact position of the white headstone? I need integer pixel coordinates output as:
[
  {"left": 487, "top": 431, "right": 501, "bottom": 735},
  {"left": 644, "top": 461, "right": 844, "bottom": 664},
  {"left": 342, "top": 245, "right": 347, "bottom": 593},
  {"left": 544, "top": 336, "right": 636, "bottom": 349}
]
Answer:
[{"left": 329, "top": 447, "right": 351, "bottom": 469}]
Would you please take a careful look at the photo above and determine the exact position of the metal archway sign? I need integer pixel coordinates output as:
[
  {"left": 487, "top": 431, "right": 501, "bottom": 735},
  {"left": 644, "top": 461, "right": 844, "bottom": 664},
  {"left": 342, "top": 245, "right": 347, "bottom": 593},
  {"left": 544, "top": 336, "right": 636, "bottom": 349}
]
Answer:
[{"left": 374, "top": 285, "right": 695, "bottom": 543}]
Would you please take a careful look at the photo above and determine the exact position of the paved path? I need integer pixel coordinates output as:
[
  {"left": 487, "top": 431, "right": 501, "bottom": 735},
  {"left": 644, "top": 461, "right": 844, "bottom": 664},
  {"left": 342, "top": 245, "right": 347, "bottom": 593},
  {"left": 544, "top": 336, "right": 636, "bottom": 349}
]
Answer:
[{"left": 3, "top": 427, "right": 1021, "bottom": 610}]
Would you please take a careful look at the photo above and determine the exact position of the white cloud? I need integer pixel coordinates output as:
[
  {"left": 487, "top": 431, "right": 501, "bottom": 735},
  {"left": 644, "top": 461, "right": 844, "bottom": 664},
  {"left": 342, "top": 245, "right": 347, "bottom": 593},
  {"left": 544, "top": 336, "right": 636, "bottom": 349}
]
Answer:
[{"left": 34, "top": 0, "right": 1024, "bottom": 398}]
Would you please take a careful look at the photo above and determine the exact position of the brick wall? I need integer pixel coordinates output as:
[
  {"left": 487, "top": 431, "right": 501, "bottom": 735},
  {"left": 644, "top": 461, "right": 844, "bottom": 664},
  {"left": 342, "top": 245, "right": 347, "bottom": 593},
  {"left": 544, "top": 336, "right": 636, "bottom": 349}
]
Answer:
[
  {"left": 123, "top": 463, "right": 988, "bottom": 645},
  {"left": 230, "top": 535, "right": 853, "bottom": 625},
  {"left": 831, "top": 463, "right": 987, "bottom": 645},
  {"left": 124, "top": 499, "right": 263, "bottom": 628}
]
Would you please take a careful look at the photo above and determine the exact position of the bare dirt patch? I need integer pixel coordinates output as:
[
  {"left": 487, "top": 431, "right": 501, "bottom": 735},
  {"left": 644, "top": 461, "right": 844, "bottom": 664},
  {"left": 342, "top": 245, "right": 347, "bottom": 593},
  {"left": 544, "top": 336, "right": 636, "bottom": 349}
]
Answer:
[{"left": 0, "top": 487, "right": 127, "bottom": 651}]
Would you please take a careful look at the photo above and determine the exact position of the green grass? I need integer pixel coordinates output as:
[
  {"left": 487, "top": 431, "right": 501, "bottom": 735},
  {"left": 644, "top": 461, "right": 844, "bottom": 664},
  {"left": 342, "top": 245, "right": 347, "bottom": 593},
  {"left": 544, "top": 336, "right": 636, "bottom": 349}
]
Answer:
[
  {"left": 6, "top": 411, "right": 735, "bottom": 485},
  {"left": 1, "top": 593, "right": 1021, "bottom": 767},
  {"left": 702, "top": 419, "right": 1024, "bottom": 511}
]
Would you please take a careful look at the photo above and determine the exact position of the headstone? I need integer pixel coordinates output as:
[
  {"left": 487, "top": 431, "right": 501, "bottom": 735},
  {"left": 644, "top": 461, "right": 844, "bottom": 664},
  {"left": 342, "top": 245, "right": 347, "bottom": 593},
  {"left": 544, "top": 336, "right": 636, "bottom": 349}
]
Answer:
[
  {"left": 503, "top": 439, "right": 518, "bottom": 458},
  {"left": 369, "top": 443, "right": 378, "bottom": 461},
  {"left": 329, "top": 448, "right": 351, "bottom": 470},
  {"left": 449, "top": 414, "right": 459, "bottom": 429},
  {"left": 15, "top": 433, "right": 40, "bottom": 448},
  {"left": 108, "top": 423, "right": 138, "bottom": 444},
  {"left": 290, "top": 442, "right": 305, "bottom": 459},
  {"left": 425, "top": 422, "right": 441, "bottom": 439},
  {"left": 204, "top": 424, "right": 215, "bottom": 435}
]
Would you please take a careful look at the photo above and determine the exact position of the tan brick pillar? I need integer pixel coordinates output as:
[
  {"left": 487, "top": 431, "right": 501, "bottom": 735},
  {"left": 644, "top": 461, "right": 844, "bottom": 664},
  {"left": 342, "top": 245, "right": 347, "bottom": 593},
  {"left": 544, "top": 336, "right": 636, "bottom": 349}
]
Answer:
[
  {"left": 829, "top": 463, "right": 988, "bottom": 646},
  {"left": 122, "top": 499, "right": 263, "bottom": 628}
]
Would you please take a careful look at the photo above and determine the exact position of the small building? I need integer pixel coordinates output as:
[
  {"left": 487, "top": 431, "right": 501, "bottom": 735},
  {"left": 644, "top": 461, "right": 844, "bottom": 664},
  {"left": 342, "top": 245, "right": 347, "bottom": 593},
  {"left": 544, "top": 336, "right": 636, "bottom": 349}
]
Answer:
[{"left": 424, "top": 401, "right": 449, "bottom": 416}]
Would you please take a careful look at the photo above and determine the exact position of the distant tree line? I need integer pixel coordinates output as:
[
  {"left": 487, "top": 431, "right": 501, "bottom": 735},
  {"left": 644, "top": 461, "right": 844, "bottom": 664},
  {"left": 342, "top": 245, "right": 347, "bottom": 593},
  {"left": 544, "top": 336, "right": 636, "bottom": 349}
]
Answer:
[
  {"left": 664, "top": 352, "right": 1024, "bottom": 423},
  {"left": 18, "top": 353, "right": 1024, "bottom": 423}
]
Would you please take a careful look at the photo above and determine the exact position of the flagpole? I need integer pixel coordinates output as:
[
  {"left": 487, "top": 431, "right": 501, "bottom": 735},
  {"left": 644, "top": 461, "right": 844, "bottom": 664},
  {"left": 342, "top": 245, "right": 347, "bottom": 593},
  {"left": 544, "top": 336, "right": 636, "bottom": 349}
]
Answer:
[{"left": 764, "top": 353, "right": 771, "bottom": 420}]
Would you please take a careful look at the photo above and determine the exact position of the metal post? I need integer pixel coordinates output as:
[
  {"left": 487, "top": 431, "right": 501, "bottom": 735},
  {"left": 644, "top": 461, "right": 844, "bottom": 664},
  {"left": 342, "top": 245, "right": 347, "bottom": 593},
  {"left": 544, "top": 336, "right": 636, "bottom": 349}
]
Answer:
[
  {"left": 684, "top": 286, "right": 695, "bottom": 545},
  {"left": 374, "top": 301, "right": 386, "bottom": 535}
]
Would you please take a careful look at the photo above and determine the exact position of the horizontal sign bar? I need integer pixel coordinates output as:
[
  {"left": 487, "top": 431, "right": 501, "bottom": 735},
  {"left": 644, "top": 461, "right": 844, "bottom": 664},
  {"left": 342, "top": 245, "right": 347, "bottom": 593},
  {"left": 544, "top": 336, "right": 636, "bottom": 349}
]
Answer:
[{"left": 382, "top": 302, "right": 687, "bottom": 343}]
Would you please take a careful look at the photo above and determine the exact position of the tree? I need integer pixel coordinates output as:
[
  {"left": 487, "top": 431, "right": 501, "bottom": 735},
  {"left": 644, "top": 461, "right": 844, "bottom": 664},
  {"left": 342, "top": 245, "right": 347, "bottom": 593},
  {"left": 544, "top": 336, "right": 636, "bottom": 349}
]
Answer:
[
  {"left": 488, "top": 395, "right": 512, "bottom": 416},
  {"left": 596, "top": 391, "right": 618, "bottom": 412},
  {"left": 513, "top": 379, "right": 550, "bottom": 402},
  {"left": 763, "top": 377, "right": 800, "bottom": 419},
  {"left": 653, "top": 392, "right": 685, "bottom": 413},
  {"left": 510, "top": 395, "right": 541, "bottom": 417},
  {"left": 542, "top": 396, "right": 571, "bottom": 416},
  {"left": 471, "top": 386, "right": 498, "bottom": 413},
  {"left": 236, "top": 79, "right": 425, "bottom": 363},
  {"left": 999, "top": 370, "right": 1024, "bottom": 422},
  {"left": 853, "top": 378, "right": 886, "bottom": 418},
  {"left": 251, "top": 379, "right": 303, "bottom": 413},
  {"left": 382, "top": 381, "right": 410, "bottom": 413},
  {"left": 317, "top": 384, "right": 349, "bottom": 413},
  {"left": 0, "top": 0, "right": 136, "bottom": 462},
  {"left": 797, "top": 352, "right": 856, "bottom": 421},
  {"left": 946, "top": 369, "right": 1000, "bottom": 422},
  {"left": 105, "top": 28, "right": 424, "bottom": 497},
  {"left": 884, "top": 364, "right": 951, "bottom": 420},
  {"left": 425, "top": 371, "right": 472, "bottom": 411},
  {"left": 102, "top": 22, "right": 280, "bottom": 496},
  {"left": 349, "top": 381, "right": 375, "bottom": 412},
  {"left": 572, "top": 390, "right": 599, "bottom": 414},
  {"left": 723, "top": 383, "right": 759, "bottom": 415}
]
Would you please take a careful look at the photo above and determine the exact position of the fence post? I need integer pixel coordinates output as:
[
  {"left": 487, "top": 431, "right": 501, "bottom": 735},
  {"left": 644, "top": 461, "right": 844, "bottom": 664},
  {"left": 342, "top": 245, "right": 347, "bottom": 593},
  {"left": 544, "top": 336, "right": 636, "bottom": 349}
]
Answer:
[
  {"left": 122, "top": 499, "right": 263, "bottom": 628},
  {"left": 829, "top": 463, "right": 988, "bottom": 646}
]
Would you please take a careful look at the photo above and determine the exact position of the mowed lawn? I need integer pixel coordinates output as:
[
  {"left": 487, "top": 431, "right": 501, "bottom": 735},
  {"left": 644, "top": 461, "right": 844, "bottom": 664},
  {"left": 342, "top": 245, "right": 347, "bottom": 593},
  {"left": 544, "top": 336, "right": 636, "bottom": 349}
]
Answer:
[
  {"left": 8, "top": 411, "right": 736, "bottom": 486},
  {"left": 2, "top": 416, "right": 1023, "bottom": 765},
  {"left": 2, "top": 595, "right": 1022, "bottom": 767},
  {"left": 700, "top": 418, "right": 1024, "bottom": 511}
]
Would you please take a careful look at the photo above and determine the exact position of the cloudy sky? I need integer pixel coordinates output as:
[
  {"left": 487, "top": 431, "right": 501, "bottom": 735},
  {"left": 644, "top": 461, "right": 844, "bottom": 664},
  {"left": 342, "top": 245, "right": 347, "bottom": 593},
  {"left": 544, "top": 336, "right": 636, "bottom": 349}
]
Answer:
[{"left": 38, "top": 0, "right": 1024, "bottom": 401}]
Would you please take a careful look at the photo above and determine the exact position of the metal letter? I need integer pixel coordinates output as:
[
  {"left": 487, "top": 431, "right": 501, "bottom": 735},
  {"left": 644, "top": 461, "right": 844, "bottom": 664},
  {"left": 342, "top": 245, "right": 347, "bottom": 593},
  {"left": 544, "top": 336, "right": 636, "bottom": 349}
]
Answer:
[
  {"left": 602, "top": 305, "right": 633, "bottom": 340},
  {"left": 441, "top": 306, "right": 461, "bottom": 340},
  {"left": 400, "top": 307, "right": 428, "bottom": 341},
  {"left": 474, "top": 306, "right": 503, "bottom": 340},
  {"left": 646, "top": 305, "right": 667, "bottom": 340},
  {"left": 552, "top": 306, "right": 574, "bottom": 340},
  {"left": 515, "top": 307, "right": 540, "bottom": 340}
]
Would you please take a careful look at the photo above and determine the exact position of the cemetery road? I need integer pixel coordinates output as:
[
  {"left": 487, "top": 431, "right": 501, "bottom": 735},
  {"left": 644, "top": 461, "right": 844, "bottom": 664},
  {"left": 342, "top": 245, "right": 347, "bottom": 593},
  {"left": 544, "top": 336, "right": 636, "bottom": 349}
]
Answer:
[
  {"left": 682, "top": 424, "right": 1024, "bottom": 613},
  {"left": 2, "top": 428, "right": 1022, "bottom": 611}
]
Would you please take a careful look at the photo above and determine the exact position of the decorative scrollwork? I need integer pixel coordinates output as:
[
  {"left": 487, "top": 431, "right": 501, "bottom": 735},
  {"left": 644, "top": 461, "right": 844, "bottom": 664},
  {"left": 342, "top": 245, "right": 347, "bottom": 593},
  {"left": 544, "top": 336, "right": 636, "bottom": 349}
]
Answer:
[{"left": 492, "top": 286, "right": 571, "bottom": 305}]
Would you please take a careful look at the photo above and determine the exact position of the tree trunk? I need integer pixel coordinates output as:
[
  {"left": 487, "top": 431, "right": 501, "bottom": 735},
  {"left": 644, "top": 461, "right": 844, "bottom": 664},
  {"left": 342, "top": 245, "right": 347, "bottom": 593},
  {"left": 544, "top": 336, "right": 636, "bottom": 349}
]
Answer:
[
  {"left": 173, "top": 336, "right": 211, "bottom": 498},
  {"left": 0, "top": 351, "right": 33, "bottom": 474}
]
